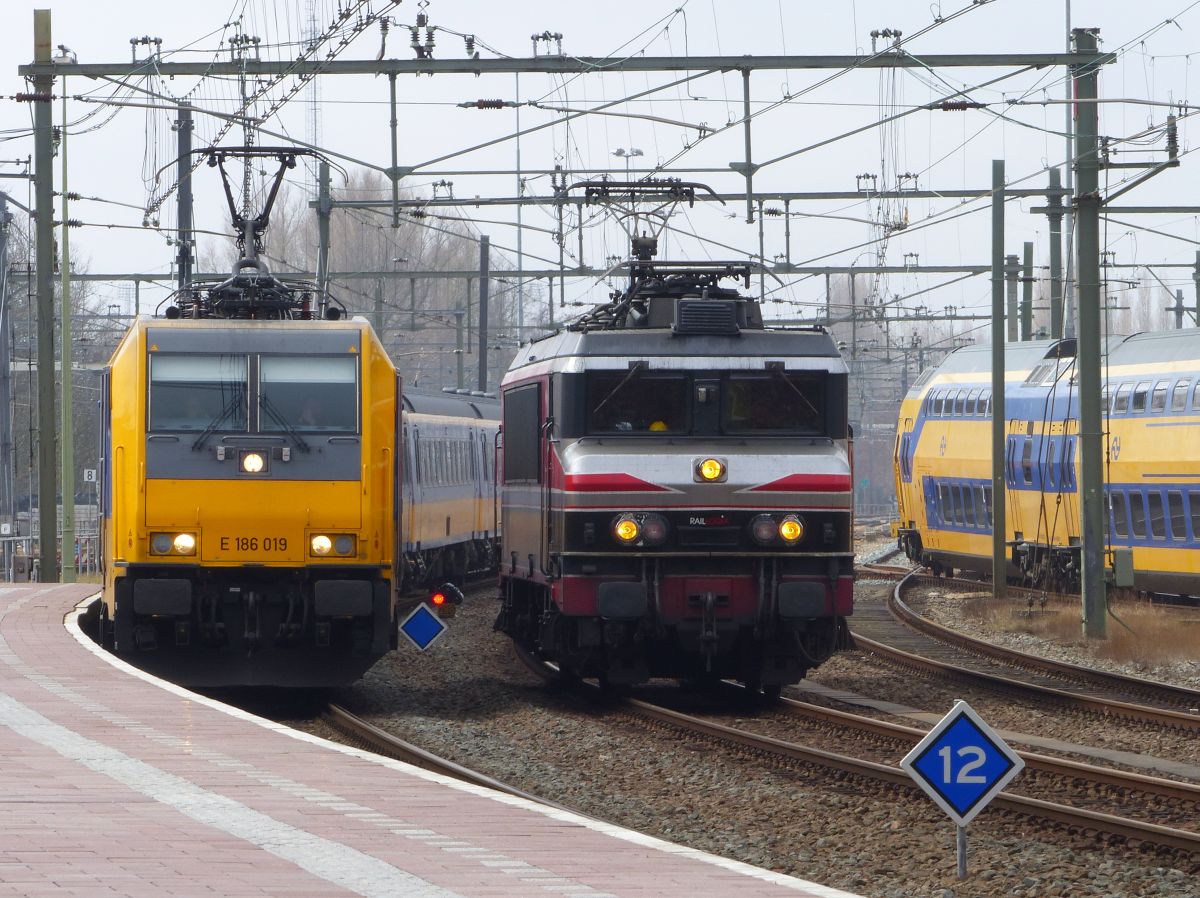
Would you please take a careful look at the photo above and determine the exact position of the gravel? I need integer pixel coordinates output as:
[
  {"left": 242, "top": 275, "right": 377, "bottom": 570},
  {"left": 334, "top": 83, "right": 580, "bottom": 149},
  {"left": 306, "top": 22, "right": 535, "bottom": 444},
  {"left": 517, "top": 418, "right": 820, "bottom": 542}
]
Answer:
[{"left": 287, "top": 587, "right": 1198, "bottom": 898}]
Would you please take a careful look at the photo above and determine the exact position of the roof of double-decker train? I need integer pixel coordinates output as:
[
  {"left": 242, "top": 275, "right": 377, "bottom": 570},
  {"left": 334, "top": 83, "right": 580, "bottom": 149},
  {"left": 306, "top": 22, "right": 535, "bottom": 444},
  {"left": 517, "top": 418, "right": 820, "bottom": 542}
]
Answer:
[
  {"left": 1109, "top": 330, "right": 1200, "bottom": 365},
  {"left": 402, "top": 392, "right": 499, "bottom": 419},
  {"left": 506, "top": 327, "right": 844, "bottom": 379}
]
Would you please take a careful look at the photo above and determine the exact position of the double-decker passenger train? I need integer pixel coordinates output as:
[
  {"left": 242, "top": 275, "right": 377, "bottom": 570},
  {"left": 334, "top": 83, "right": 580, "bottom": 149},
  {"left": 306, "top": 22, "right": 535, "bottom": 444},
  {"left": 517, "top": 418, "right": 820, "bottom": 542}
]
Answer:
[
  {"left": 494, "top": 249, "right": 855, "bottom": 693},
  {"left": 894, "top": 332, "right": 1200, "bottom": 597}
]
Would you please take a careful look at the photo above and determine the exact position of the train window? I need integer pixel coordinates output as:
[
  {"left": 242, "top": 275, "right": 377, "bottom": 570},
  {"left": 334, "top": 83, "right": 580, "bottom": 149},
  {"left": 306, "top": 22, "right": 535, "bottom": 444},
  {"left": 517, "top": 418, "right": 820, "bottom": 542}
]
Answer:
[
  {"left": 1111, "top": 492, "right": 1128, "bottom": 538},
  {"left": 980, "top": 390, "right": 991, "bottom": 417},
  {"left": 1191, "top": 492, "right": 1200, "bottom": 541},
  {"left": 1151, "top": 381, "right": 1169, "bottom": 413},
  {"left": 1193, "top": 381, "right": 1200, "bottom": 411},
  {"left": 260, "top": 356, "right": 358, "bottom": 433},
  {"left": 950, "top": 486, "right": 962, "bottom": 525},
  {"left": 1064, "top": 438, "right": 1076, "bottom": 488},
  {"left": 1132, "top": 381, "right": 1150, "bottom": 413},
  {"left": 1172, "top": 380, "right": 1189, "bottom": 413},
  {"left": 965, "top": 389, "right": 980, "bottom": 416},
  {"left": 963, "top": 488, "right": 976, "bottom": 526},
  {"left": 149, "top": 354, "right": 248, "bottom": 433},
  {"left": 982, "top": 485, "right": 993, "bottom": 527},
  {"left": 722, "top": 372, "right": 825, "bottom": 434},
  {"left": 1101, "top": 384, "right": 1110, "bottom": 410},
  {"left": 1113, "top": 383, "right": 1131, "bottom": 414},
  {"left": 503, "top": 383, "right": 542, "bottom": 483},
  {"left": 1147, "top": 491, "right": 1166, "bottom": 540},
  {"left": 1168, "top": 491, "right": 1187, "bottom": 541},
  {"left": 930, "top": 390, "right": 942, "bottom": 416},
  {"left": 976, "top": 485, "right": 987, "bottom": 527},
  {"left": 587, "top": 371, "right": 689, "bottom": 433},
  {"left": 1045, "top": 438, "right": 1057, "bottom": 488},
  {"left": 937, "top": 484, "right": 951, "bottom": 524},
  {"left": 1129, "top": 492, "right": 1147, "bottom": 539},
  {"left": 1021, "top": 439, "right": 1034, "bottom": 485}
]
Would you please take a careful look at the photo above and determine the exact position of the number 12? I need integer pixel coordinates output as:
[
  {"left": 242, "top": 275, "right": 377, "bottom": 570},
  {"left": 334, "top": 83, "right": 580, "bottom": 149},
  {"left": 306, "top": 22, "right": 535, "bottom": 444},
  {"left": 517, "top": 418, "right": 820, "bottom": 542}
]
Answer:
[{"left": 938, "top": 745, "right": 987, "bottom": 784}]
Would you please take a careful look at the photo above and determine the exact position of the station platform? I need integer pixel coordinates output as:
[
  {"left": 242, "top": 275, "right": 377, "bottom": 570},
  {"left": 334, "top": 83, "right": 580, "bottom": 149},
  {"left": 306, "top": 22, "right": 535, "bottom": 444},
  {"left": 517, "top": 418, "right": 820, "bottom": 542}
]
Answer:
[{"left": 0, "top": 583, "right": 861, "bottom": 898}]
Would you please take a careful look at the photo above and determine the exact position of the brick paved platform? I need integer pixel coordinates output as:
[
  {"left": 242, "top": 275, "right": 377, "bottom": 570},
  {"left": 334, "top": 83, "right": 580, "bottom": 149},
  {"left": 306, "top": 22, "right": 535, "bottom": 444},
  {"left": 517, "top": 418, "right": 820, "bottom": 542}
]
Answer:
[{"left": 0, "top": 584, "right": 862, "bottom": 898}]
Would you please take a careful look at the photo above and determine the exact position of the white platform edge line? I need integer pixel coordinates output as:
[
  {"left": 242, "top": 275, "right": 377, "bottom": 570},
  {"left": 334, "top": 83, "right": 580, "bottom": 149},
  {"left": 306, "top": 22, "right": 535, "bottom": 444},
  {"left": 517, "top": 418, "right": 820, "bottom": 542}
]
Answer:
[{"left": 64, "top": 594, "right": 862, "bottom": 898}]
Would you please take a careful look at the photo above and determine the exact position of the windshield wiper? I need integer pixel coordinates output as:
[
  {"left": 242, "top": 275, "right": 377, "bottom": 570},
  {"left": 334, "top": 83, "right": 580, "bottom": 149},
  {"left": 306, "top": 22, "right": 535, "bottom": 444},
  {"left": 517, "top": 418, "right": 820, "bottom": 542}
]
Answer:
[
  {"left": 192, "top": 393, "right": 244, "bottom": 451},
  {"left": 260, "top": 394, "right": 311, "bottom": 453},
  {"left": 590, "top": 362, "right": 644, "bottom": 417},
  {"left": 770, "top": 368, "right": 822, "bottom": 425}
]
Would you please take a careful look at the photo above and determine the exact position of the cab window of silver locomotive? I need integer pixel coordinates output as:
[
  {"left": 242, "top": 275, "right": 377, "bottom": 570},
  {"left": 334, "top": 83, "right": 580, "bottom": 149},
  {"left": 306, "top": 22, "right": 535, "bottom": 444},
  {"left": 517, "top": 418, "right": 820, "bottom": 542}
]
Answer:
[
  {"left": 148, "top": 354, "right": 247, "bottom": 432},
  {"left": 259, "top": 356, "right": 358, "bottom": 433},
  {"left": 722, "top": 372, "right": 824, "bottom": 434},
  {"left": 586, "top": 372, "right": 689, "bottom": 433}
]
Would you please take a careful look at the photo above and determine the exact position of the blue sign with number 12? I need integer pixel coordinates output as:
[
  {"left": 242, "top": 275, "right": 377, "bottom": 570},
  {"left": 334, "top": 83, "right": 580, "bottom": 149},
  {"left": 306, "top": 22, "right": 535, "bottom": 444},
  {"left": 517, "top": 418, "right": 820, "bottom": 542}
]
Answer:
[{"left": 900, "top": 700, "right": 1024, "bottom": 827}]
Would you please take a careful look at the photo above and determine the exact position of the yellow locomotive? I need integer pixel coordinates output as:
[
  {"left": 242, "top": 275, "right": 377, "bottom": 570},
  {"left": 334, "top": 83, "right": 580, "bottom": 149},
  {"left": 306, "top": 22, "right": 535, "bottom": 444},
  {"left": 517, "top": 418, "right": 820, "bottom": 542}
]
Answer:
[{"left": 99, "top": 312, "right": 399, "bottom": 687}]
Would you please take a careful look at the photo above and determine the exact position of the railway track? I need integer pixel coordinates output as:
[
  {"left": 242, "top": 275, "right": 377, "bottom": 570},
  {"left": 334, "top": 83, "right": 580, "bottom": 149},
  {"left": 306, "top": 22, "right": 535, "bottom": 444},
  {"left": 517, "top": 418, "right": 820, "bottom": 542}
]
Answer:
[
  {"left": 846, "top": 573, "right": 1200, "bottom": 732},
  {"left": 510, "top": 646, "right": 1200, "bottom": 858}
]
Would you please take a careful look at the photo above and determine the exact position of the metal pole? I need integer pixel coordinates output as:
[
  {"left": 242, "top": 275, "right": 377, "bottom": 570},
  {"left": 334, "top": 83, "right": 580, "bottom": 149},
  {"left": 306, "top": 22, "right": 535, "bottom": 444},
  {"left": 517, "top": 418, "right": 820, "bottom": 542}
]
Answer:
[
  {"left": 33, "top": 10, "right": 57, "bottom": 581},
  {"left": 175, "top": 105, "right": 193, "bottom": 288},
  {"left": 957, "top": 826, "right": 968, "bottom": 879},
  {"left": 1021, "top": 242, "right": 1034, "bottom": 341},
  {"left": 454, "top": 310, "right": 464, "bottom": 389},
  {"left": 1063, "top": 1, "right": 1076, "bottom": 340},
  {"left": 316, "top": 161, "right": 331, "bottom": 317},
  {"left": 1005, "top": 254, "right": 1020, "bottom": 343},
  {"left": 1048, "top": 169, "right": 1064, "bottom": 339},
  {"left": 783, "top": 198, "right": 792, "bottom": 266},
  {"left": 515, "top": 72, "right": 524, "bottom": 341},
  {"left": 465, "top": 277, "right": 473, "bottom": 350},
  {"left": 849, "top": 271, "right": 857, "bottom": 360},
  {"left": 757, "top": 199, "right": 765, "bottom": 301},
  {"left": 409, "top": 277, "right": 416, "bottom": 332},
  {"left": 388, "top": 73, "right": 399, "bottom": 229},
  {"left": 824, "top": 271, "right": 831, "bottom": 329},
  {"left": 477, "top": 236, "right": 490, "bottom": 392},
  {"left": 991, "top": 159, "right": 1007, "bottom": 604},
  {"left": 741, "top": 68, "right": 754, "bottom": 223},
  {"left": 373, "top": 278, "right": 384, "bottom": 336},
  {"left": 1171, "top": 290, "right": 1185, "bottom": 329},
  {"left": 60, "top": 71, "right": 74, "bottom": 583},
  {"left": 0, "top": 193, "right": 14, "bottom": 540},
  {"left": 1193, "top": 250, "right": 1199, "bottom": 327},
  {"left": 1073, "top": 28, "right": 1106, "bottom": 639}
]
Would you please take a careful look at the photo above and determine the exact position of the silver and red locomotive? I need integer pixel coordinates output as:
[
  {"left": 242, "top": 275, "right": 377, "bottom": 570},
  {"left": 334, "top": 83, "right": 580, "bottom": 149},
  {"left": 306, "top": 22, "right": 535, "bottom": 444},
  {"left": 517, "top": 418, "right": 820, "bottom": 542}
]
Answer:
[{"left": 495, "top": 244, "right": 854, "bottom": 692}]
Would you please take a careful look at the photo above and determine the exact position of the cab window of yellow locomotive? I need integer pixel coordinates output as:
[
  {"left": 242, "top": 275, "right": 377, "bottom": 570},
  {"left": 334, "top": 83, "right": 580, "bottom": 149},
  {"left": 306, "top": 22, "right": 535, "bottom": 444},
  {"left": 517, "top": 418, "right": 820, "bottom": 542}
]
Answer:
[
  {"left": 148, "top": 354, "right": 247, "bottom": 432},
  {"left": 586, "top": 371, "right": 689, "bottom": 433},
  {"left": 259, "top": 356, "right": 358, "bottom": 433},
  {"left": 722, "top": 372, "right": 824, "bottom": 434},
  {"left": 1113, "top": 383, "right": 1131, "bottom": 414}
]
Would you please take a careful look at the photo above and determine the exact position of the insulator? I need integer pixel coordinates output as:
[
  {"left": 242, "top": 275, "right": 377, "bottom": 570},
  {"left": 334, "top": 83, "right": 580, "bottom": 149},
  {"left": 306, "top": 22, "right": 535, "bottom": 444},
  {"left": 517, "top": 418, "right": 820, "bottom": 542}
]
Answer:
[
  {"left": 416, "top": 13, "right": 427, "bottom": 26},
  {"left": 464, "top": 35, "right": 475, "bottom": 54},
  {"left": 474, "top": 99, "right": 505, "bottom": 109}
]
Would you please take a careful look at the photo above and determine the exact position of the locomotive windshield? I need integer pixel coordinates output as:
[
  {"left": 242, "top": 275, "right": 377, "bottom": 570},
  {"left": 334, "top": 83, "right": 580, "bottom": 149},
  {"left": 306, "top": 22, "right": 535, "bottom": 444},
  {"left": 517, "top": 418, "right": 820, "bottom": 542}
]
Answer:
[
  {"left": 587, "top": 370, "right": 689, "bottom": 433},
  {"left": 722, "top": 372, "right": 825, "bottom": 434},
  {"left": 149, "top": 354, "right": 248, "bottom": 432},
  {"left": 260, "top": 356, "right": 358, "bottom": 433}
]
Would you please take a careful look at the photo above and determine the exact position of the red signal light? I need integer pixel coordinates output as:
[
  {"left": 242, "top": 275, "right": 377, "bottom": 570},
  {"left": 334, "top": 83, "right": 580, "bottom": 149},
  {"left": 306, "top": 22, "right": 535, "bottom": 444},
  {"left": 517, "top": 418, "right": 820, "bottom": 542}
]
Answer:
[{"left": 431, "top": 592, "right": 447, "bottom": 606}]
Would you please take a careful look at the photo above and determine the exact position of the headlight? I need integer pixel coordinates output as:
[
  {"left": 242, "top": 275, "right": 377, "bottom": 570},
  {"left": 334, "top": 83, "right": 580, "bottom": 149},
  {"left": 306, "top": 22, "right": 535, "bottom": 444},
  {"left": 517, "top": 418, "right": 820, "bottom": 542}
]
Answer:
[
  {"left": 778, "top": 515, "right": 805, "bottom": 544},
  {"left": 640, "top": 513, "right": 669, "bottom": 546},
  {"left": 695, "top": 457, "right": 726, "bottom": 482},
  {"left": 240, "top": 451, "right": 266, "bottom": 474},
  {"left": 613, "top": 515, "right": 640, "bottom": 543},
  {"left": 750, "top": 514, "right": 777, "bottom": 545},
  {"left": 333, "top": 535, "right": 355, "bottom": 556},
  {"left": 311, "top": 534, "right": 333, "bottom": 556},
  {"left": 150, "top": 532, "right": 196, "bottom": 556}
]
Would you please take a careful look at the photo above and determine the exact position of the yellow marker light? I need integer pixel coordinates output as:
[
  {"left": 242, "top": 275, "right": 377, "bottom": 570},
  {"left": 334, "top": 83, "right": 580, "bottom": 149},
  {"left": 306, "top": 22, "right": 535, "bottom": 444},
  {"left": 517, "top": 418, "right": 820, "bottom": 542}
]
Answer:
[
  {"left": 698, "top": 458, "right": 724, "bottom": 482},
  {"left": 311, "top": 535, "right": 333, "bottom": 556},
  {"left": 778, "top": 516, "right": 804, "bottom": 544},
  {"left": 241, "top": 451, "right": 265, "bottom": 474},
  {"left": 613, "top": 516, "right": 640, "bottom": 543},
  {"left": 172, "top": 533, "right": 196, "bottom": 555}
]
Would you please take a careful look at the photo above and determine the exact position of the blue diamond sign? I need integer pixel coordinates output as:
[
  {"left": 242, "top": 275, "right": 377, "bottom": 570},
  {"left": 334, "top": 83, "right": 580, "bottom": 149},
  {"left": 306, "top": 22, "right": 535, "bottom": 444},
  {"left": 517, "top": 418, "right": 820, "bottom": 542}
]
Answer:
[
  {"left": 399, "top": 603, "right": 448, "bottom": 652},
  {"left": 900, "top": 700, "right": 1024, "bottom": 827}
]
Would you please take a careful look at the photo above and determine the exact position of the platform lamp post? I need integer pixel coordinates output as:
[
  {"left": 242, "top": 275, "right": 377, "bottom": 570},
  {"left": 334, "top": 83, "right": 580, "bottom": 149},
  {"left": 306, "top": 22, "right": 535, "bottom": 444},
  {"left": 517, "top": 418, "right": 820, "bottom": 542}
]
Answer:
[{"left": 54, "top": 43, "right": 76, "bottom": 583}]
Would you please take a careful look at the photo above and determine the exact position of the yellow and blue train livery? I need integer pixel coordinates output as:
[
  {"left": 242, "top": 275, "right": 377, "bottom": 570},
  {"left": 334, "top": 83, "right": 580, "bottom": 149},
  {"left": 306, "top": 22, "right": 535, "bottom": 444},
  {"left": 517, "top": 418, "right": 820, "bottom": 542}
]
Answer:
[
  {"left": 400, "top": 391, "right": 499, "bottom": 590},
  {"left": 895, "top": 332, "right": 1200, "bottom": 597},
  {"left": 99, "top": 316, "right": 400, "bottom": 687}
]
